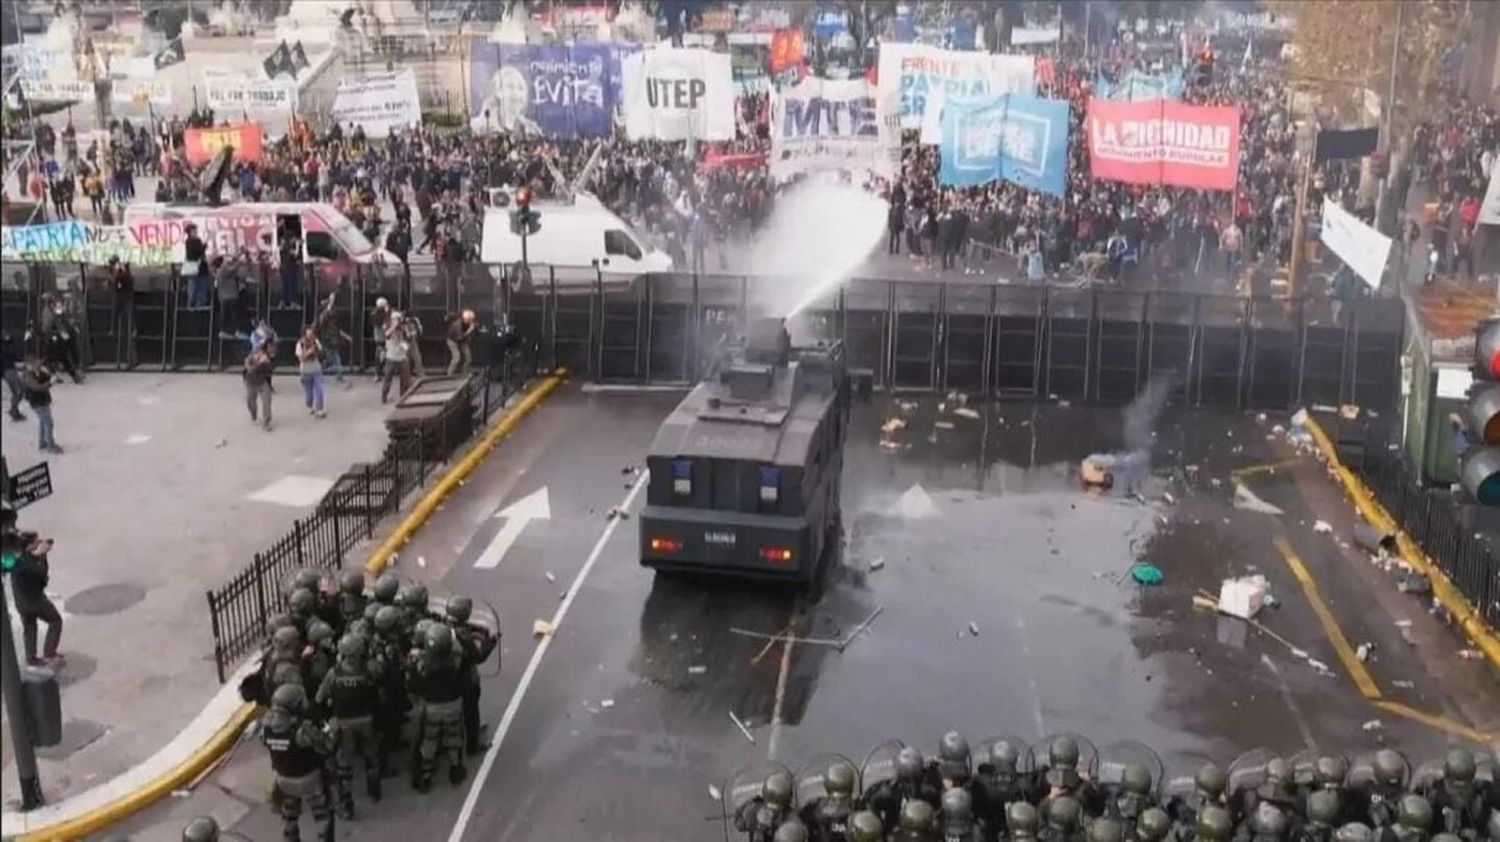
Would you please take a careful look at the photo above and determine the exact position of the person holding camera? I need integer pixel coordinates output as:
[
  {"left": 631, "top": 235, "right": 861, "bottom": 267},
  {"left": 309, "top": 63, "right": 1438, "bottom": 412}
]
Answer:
[{"left": 11, "top": 532, "right": 65, "bottom": 667}]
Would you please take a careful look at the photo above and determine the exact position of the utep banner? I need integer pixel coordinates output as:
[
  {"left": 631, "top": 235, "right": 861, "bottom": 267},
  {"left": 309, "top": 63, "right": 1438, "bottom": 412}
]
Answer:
[
  {"left": 621, "top": 48, "right": 734, "bottom": 142},
  {"left": 1086, "top": 99, "right": 1241, "bottom": 192},
  {"left": 1, "top": 222, "right": 173, "bottom": 265},
  {"left": 1094, "top": 69, "right": 1185, "bottom": 101},
  {"left": 331, "top": 70, "right": 421, "bottom": 138},
  {"left": 939, "top": 95, "right": 1070, "bottom": 197},
  {"left": 203, "top": 71, "right": 295, "bottom": 113},
  {"left": 878, "top": 43, "right": 1035, "bottom": 130},
  {"left": 469, "top": 43, "right": 615, "bottom": 139},
  {"left": 183, "top": 123, "right": 265, "bottom": 167},
  {"left": 771, "top": 78, "right": 898, "bottom": 180}
]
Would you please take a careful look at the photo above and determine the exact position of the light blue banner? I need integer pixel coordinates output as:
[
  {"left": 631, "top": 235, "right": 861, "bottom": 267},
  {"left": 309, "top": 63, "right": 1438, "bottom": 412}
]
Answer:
[
  {"left": 1094, "top": 69, "right": 1185, "bottom": 101},
  {"left": 939, "top": 94, "right": 1069, "bottom": 197}
]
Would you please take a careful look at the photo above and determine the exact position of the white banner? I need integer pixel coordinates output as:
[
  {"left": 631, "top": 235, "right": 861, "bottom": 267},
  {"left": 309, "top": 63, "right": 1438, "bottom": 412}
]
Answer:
[
  {"left": 20, "top": 77, "right": 94, "bottom": 102},
  {"left": 1011, "top": 25, "right": 1061, "bottom": 45},
  {"left": 771, "top": 78, "right": 897, "bottom": 180},
  {"left": 109, "top": 56, "right": 157, "bottom": 81},
  {"left": 17, "top": 46, "right": 66, "bottom": 82},
  {"left": 1480, "top": 167, "right": 1500, "bottom": 226},
  {"left": 1320, "top": 198, "right": 1392, "bottom": 291},
  {"left": 620, "top": 47, "right": 735, "bottom": 141},
  {"left": 331, "top": 70, "right": 421, "bottom": 138},
  {"left": 111, "top": 79, "right": 172, "bottom": 106},
  {"left": 877, "top": 43, "right": 1035, "bottom": 130},
  {"left": 203, "top": 71, "right": 295, "bottom": 113}
]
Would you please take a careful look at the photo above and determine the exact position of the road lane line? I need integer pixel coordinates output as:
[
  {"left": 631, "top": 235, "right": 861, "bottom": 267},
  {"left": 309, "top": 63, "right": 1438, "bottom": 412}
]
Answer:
[
  {"left": 1015, "top": 615, "right": 1046, "bottom": 739},
  {"left": 1273, "top": 536, "right": 1382, "bottom": 700},
  {"left": 766, "top": 609, "right": 800, "bottom": 762},
  {"left": 446, "top": 472, "right": 648, "bottom": 842},
  {"left": 1259, "top": 654, "right": 1317, "bottom": 753},
  {"left": 1372, "top": 699, "right": 1499, "bottom": 745},
  {"left": 1229, "top": 458, "right": 1302, "bottom": 480}
]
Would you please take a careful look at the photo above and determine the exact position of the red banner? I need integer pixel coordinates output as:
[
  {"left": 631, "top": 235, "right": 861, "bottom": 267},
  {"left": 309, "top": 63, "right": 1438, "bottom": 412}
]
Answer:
[
  {"left": 182, "top": 123, "right": 264, "bottom": 167},
  {"left": 703, "top": 151, "right": 767, "bottom": 173},
  {"left": 1085, "top": 99, "right": 1241, "bottom": 192},
  {"left": 769, "top": 28, "right": 805, "bottom": 74}
]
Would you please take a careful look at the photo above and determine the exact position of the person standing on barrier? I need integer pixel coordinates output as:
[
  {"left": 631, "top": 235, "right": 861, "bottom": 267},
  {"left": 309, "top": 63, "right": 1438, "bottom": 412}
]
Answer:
[
  {"left": 296, "top": 327, "right": 326, "bottom": 419},
  {"left": 108, "top": 257, "right": 136, "bottom": 367},
  {"left": 379, "top": 313, "right": 412, "bottom": 404},
  {"left": 445, "top": 310, "right": 476, "bottom": 377},
  {"left": 184, "top": 223, "right": 209, "bottom": 308},
  {"left": 262, "top": 684, "right": 336, "bottom": 842},
  {"left": 243, "top": 346, "right": 275, "bottom": 431}
]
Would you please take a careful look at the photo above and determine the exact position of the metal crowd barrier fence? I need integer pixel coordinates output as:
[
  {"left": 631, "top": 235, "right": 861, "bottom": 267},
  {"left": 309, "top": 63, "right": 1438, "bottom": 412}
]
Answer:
[{"left": 1357, "top": 434, "right": 1500, "bottom": 629}]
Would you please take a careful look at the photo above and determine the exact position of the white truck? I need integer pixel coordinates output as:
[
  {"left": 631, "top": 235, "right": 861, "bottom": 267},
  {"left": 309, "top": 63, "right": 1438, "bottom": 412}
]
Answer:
[{"left": 480, "top": 191, "right": 673, "bottom": 287}]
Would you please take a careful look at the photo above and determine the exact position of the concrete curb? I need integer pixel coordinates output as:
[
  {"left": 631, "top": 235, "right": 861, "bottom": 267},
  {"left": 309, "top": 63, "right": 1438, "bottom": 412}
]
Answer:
[
  {"left": 1304, "top": 416, "right": 1500, "bottom": 675},
  {"left": 364, "top": 368, "right": 570, "bottom": 576},
  {"left": 0, "top": 370, "right": 569, "bottom": 841}
]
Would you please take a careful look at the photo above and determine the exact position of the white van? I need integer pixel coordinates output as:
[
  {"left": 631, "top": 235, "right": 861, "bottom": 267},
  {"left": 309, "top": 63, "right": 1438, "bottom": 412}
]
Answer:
[{"left": 480, "top": 192, "right": 673, "bottom": 278}]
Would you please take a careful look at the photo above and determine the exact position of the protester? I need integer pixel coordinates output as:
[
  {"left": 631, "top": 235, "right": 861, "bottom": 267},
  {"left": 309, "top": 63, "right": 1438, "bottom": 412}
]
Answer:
[
  {"left": 296, "top": 327, "right": 327, "bottom": 418},
  {"left": 380, "top": 312, "right": 412, "bottom": 404},
  {"left": 446, "top": 310, "right": 476, "bottom": 377},
  {"left": 22, "top": 359, "right": 61, "bottom": 454},
  {"left": 243, "top": 345, "right": 275, "bottom": 431},
  {"left": 1, "top": 328, "right": 27, "bottom": 421},
  {"left": 11, "top": 532, "right": 65, "bottom": 667}
]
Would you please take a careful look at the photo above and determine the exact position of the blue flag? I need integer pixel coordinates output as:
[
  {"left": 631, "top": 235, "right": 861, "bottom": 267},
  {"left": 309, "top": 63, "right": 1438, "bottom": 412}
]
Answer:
[{"left": 939, "top": 94, "right": 1070, "bottom": 197}]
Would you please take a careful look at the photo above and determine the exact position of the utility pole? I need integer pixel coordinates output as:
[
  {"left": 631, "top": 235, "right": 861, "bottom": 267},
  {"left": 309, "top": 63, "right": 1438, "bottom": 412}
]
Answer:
[
  {"left": 0, "top": 460, "right": 43, "bottom": 811},
  {"left": 1287, "top": 131, "right": 1318, "bottom": 301},
  {"left": 1376, "top": 0, "right": 1404, "bottom": 234}
]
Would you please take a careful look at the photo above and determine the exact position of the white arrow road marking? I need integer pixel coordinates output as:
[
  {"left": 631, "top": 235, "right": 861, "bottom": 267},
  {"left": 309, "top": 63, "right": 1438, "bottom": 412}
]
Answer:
[{"left": 472, "top": 486, "right": 551, "bottom": 570}]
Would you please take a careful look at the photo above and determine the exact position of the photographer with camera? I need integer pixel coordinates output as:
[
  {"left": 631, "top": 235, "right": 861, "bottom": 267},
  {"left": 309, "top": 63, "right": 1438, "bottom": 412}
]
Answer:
[{"left": 10, "top": 531, "right": 65, "bottom": 667}]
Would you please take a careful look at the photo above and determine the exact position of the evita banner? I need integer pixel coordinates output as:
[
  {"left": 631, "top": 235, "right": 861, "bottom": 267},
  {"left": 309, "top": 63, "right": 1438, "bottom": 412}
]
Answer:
[
  {"left": 469, "top": 43, "right": 618, "bottom": 139},
  {"left": 620, "top": 47, "right": 735, "bottom": 142}
]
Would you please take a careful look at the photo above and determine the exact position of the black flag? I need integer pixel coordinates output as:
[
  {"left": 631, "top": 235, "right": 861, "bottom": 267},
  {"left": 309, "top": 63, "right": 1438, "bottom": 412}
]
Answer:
[
  {"left": 291, "top": 41, "right": 310, "bottom": 72},
  {"left": 153, "top": 37, "right": 185, "bottom": 70},
  {"left": 263, "top": 40, "right": 294, "bottom": 80},
  {"left": 1314, "top": 127, "right": 1379, "bottom": 163}
]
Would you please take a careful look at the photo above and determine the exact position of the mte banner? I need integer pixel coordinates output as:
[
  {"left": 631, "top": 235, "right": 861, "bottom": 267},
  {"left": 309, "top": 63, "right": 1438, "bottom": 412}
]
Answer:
[
  {"left": 877, "top": 43, "right": 1035, "bottom": 130},
  {"left": 469, "top": 43, "right": 616, "bottom": 138},
  {"left": 331, "top": 70, "right": 421, "bottom": 138},
  {"left": 771, "top": 78, "right": 897, "bottom": 180},
  {"left": 621, "top": 48, "right": 734, "bottom": 142},
  {"left": 939, "top": 94, "right": 1070, "bottom": 196},
  {"left": 1085, "top": 98, "right": 1241, "bottom": 192},
  {"left": 183, "top": 123, "right": 264, "bottom": 167}
]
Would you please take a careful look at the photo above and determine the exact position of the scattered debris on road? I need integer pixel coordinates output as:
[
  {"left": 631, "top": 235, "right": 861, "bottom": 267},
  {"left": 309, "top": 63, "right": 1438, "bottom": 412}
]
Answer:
[
  {"left": 1362, "top": 719, "right": 1383, "bottom": 733},
  {"left": 600, "top": 698, "right": 615, "bottom": 709},
  {"left": 729, "top": 711, "right": 756, "bottom": 744},
  {"left": 953, "top": 407, "right": 980, "bottom": 420},
  {"left": 532, "top": 619, "right": 555, "bottom": 637},
  {"left": 967, "top": 622, "right": 981, "bottom": 637},
  {"left": 1313, "top": 520, "right": 1333, "bottom": 534},
  {"left": 1391, "top": 680, "right": 1416, "bottom": 689},
  {"left": 545, "top": 571, "right": 557, "bottom": 583},
  {"left": 1355, "top": 642, "right": 1374, "bottom": 663},
  {"left": 869, "top": 557, "right": 886, "bottom": 572},
  {"left": 709, "top": 784, "right": 723, "bottom": 801},
  {"left": 1219, "top": 575, "right": 1269, "bottom": 620},
  {"left": 882, "top": 417, "right": 907, "bottom": 434},
  {"left": 1129, "top": 563, "right": 1164, "bottom": 586},
  {"left": 1232, "top": 483, "right": 1284, "bottom": 515},
  {"left": 688, "top": 664, "right": 708, "bottom": 674},
  {"left": 1458, "top": 649, "right": 1483, "bottom": 660},
  {"left": 934, "top": 420, "right": 956, "bottom": 430}
]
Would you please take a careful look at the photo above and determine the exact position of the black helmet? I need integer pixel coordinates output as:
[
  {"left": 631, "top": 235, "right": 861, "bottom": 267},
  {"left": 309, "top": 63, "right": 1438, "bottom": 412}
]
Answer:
[
  {"left": 1396, "top": 794, "right": 1431, "bottom": 831},
  {"left": 337, "top": 634, "right": 366, "bottom": 661},
  {"left": 1249, "top": 803, "right": 1288, "bottom": 838},
  {"left": 1050, "top": 736, "right": 1080, "bottom": 767},
  {"left": 425, "top": 623, "right": 454, "bottom": 654},
  {"left": 289, "top": 587, "right": 316, "bottom": 618},
  {"left": 991, "top": 740, "right": 1020, "bottom": 772},
  {"left": 306, "top": 619, "right": 334, "bottom": 646},
  {"left": 771, "top": 820, "right": 808, "bottom": 842},
  {"left": 181, "top": 816, "right": 220, "bottom": 842},
  {"left": 1441, "top": 749, "right": 1476, "bottom": 785},
  {"left": 895, "top": 747, "right": 925, "bottom": 781},
  {"left": 401, "top": 583, "right": 430, "bottom": 611},
  {"left": 763, "top": 770, "right": 793, "bottom": 808},
  {"left": 362, "top": 602, "right": 381, "bottom": 624},
  {"left": 1308, "top": 791, "right": 1341, "bottom": 825},
  {"left": 899, "top": 799, "right": 934, "bottom": 832},
  {"left": 373, "top": 573, "right": 400, "bottom": 603},
  {"left": 446, "top": 595, "right": 474, "bottom": 624},
  {"left": 849, "top": 811, "right": 883, "bottom": 842},
  {"left": 1315, "top": 756, "right": 1348, "bottom": 789},
  {"left": 1197, "top": 806, "right": 1234, "bottom": 842},
  {"left": 374, "top": 605, "right": 401, "bottom": 633},
  {"left": 1122, "top": 763, "right": 1152, "bottom": 796},
  {"left": 1334, "top": 823, "right": 1373, "bottom": 842},
  {"left": 293, "top": 568, "right": 321, "bottom": 594},
  {"left": 339, "top": 569, "right": 364, "bottom": 595},
  {"left": 941, "top": 787, "right": 973, "bottom": 822},
  {"left": 1373, "top": 750, "right": 1405, "bottom": 788},
  {"left": 825, "top": 761, "right": 856, "bottom": 797},
  {"left": 1137, "top": 808, "right": 1171, "bottom": 842},
  {"left": 1088, "top": 817, "right": 1125, "bottom": 842},
  {"left": 1196, "top": 762, "right": 1227, "bottom": 797},
  {"left": 1007, "top": 802, "right": 1040, "bottom": 837},
  {"left": 1046, "top": 797, "right": 1082, "bottom": 831},
  {"left": 271, "top": 683, "right": 306, "bottom": 713},
  {"left": 1266, "top": 758, "right": 1292, "bottom": 785}
]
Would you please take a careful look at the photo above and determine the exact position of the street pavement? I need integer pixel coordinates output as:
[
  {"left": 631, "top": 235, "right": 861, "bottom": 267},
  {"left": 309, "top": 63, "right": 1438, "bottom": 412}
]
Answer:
[
  {"left": 109, "top": 383, "right": 1500, "bottom": 841},
  {"left": 0, "top": 370, "right": 394, "bottom": 811}
]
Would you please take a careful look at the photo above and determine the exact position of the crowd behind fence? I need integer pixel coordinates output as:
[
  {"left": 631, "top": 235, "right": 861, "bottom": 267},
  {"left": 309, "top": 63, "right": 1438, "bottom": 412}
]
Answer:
[
  {"left": 203, "top": 351, "right": 537, "bottom": 683},
  {"left": 1356, "top": 431, "right": 1500, "bottom": 630}
]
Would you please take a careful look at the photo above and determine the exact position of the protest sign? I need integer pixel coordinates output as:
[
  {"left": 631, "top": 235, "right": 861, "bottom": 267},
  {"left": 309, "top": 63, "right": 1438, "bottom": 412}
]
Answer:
[
  {"left": 1094, "top": 69, "right": 1185, "bottom": 101},
  {"left": 0, "top": 222, "right": 175, "bottom": 265},
  {"left": 128, "top": 211, "right": 277, "bottom": 262},
  {"left": 182, "top": 122, "right": 264, "bottom": 166},
  {"left": 877, "top": 43, "right": 1035, "bottom": 130},
  {"left": 469, "top": 43, "right": 614, "bottom": 138},
  {"left": 621, "top": 48, "right": 734, "bottom": 142},
  {"left": 111, "top": 79, "right": 172, "bottom": 106},
  {"left": 203, "top": 71, "right": 295, "bottom": 112},
  {"left": 1320, "top": 198, "right": 1392, "bottom": 290},
  {"left": 939, "top": 94, "right": 1069, "bottom": 196},
  {"left": 771, "top": 78, "right": 897, "bottom": 180},
  {"left": 1085, "top": 98, "right": 1241, "bottom": 192},
  {"left": 331, "top": 70, "right": 421, "bottom": 138},
  {"left": 20, "top": 77, "right": 93, "bottom": 101}
]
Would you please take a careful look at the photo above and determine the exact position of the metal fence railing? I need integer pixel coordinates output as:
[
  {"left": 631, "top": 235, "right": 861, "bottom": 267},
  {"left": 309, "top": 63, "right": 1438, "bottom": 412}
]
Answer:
[
  {"left": 1357, "top": 435, "right": 1500, "bottom": 629},
  {"left": 203, "top": 351, "right": 538, "bottom": 683}
]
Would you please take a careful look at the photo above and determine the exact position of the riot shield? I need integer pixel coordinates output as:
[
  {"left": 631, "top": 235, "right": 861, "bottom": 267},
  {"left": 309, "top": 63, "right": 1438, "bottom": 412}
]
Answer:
[
  {"left": 722, "top": 761, "right": 796, "bottom": 837},
  {"left": 1098, "top": 740, "right": 1166, "bottom": 797},
  {"left": 860, "top": 739, "right": 908, "bottom": 797},
  {"left": 1348, "top": 750, "right": 1411, "bottom": 791},
  {"left": 1409, "top": 758, "right": 1444, "bottom": 795},
  {"left": 1227, "top": 748, "right": 1276, "bottom": 799},
  {"left": 1036, "top": 732, "right": 1100, "bottom": 781},
  {"left": 796, "top": 753, "right": 861, "bottom": 810},
  {"left": 1162, "top": 752, "right": 1219, "bottom": 803},
  {"left": 977, "top": 735, "right": 1034, "bottom": 773}
]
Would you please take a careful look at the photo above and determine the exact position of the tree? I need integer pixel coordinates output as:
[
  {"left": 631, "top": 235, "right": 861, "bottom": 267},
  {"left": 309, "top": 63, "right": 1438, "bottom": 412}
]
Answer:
[{"left": 1273, "top": 0, "right": 1469, "bottom": 147}]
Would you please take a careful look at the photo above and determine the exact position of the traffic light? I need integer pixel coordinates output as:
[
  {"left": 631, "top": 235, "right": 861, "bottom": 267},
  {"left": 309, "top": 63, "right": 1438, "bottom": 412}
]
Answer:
[
  {"left": 508, "top": 185, "right": 541, "bottom": 236},
  {"left": 1461, "top": 318, "right": 1500, "bottom": 505}
]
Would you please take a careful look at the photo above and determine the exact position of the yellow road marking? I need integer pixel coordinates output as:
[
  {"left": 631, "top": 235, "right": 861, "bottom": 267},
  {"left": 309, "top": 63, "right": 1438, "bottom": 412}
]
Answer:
[
  {"left": 1273, "top": 536, "right": 1383, "bottom": 699},
  {"left": 1373, "top": 700, "right": 1500, "bottom": 747},
  {"left": 1230, "top": 457, "right": 1302, "bottom": 479}
]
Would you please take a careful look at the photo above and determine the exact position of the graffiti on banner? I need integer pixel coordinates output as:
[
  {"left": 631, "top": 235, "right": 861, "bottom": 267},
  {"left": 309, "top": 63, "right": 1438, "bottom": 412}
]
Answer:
[
  {"left": 1, "top": 222, "right": 174, "bottom": 265},
  {"left": 331, "top": 70, "right": 421, "bottom": 138},
  {"left": 470, "top": 43, "right": 615, "bottom": 138},
  {"left": 771, "top": 77, "right": 897, "bottom": 180},
  {"left": 620, "top": 47, "right": 735, "bottom": 142},
  {"left": 203, "top": 70, "right": 295, "bottom": 112},
  {"left": 878, "top": 43, "right": 1035, "bottom": 130},
  {"left": 128, "top": 212, "right": 278, "bottom": 262},
  {"left": 939, "top": 94, "right": 1069, "bottom": 196},
  {"left": 1085, "top": 98, "right": 1241, "bottom": 192},
  {"left": 183, "top": 122, "right": 264, "bottom": 166}
]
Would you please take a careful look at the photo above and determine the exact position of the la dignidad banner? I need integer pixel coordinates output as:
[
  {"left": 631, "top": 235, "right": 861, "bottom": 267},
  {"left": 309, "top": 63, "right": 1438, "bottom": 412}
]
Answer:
[
  {"left": 939, "top": 94, "right": 1070, "bottom": 197},
  {"left": 469, "top": 43, "right": 617, "bottom": 139},
  {"left": 1085, "top": 98, "right": 1241, "bottom": 192},
  {"left": 877, "top": 43, "right": 1035, "bottom": 131},
  {"left": 770, "top": 78, "right": 899, "bottom": 181},
  {"left": 621, "top": 47, "right": 735, "bottom": 142},
  {"left": 183, "top": 123, "right": 265, "bottom": 167}
]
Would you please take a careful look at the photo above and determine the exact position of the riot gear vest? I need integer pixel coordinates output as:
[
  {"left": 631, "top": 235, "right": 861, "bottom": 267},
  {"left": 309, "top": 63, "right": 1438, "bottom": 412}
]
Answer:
[
  {"left": 326, "top": 665, "right": 376, "bottom": 719},
  {"left": 413, "top": 653, "right": 465, "bottom": 703},
  {"left": 262, "top": 711, "right": 322, "bottom": 778}
]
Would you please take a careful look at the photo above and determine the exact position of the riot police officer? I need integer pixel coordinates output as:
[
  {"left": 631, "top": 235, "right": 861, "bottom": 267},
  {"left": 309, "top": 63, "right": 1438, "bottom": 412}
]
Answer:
[
  {"left": 1169, "top": 764, "right": 1228, "bottom": 830},
  {"left": 1008, "top": 803, "right": 1041, "bottom": 841},
  {"left": 894, "top": 799, "right": 938, "bottom": 842},
  {"left": 848, "top": 811, "right": 884, "bottom": 842},
  {"left": 734, "top": 770, "right": 795, "bottom": 842},
  {"left": 303, "top": 620, "right": 336, "bottom": 706},
  {"left": 335, "top": 570, "right": 366, "bottom": 633},
  {"left": 1040, "top": 738, "right": 1102, "bottom": 819},
  {"left": 940, "top": 786, "right": 986, "bottom": 842},
  {"left": 316, "top": 633, "right": 383, "bottom": 816},
  {"left": 1135, "top": 807, "right": 1171, "bottom": 842},
  {"left": 410, "top": 623, "right": 467, "bottom": 791},
  {"left": 1243, "top": 759, "right": 1301, "bottom": 827},
  {"left": 1089, "top": 817, "right": 1125, "bottom": 842},
  {"left": 1423, "top": 749, "right": 1488, "bottom": 836},
  {"left": 261, "top": 684, "right": 335, "bottom": 842},
  {"left": 1357, "top": 751, "right": 1409, "bottom": 830},
  {"left": 774, "top": 819, "right": 811, "bottom": 842},
  {"left": 866, "top": 747, "right": 943, "bottom": 832},
  {"left": 799, "top": 759, "right": 857, "bottom": 842},
  {"left": 975, "top": 740, "right": 1028, "bottom": 834},
  {"left": 445, "top": 595, "right": 497, "bottom": 755},
  {"left": 1110, "top": 764, "right": 1154, "bottom": 829},
  {"left": 1386, "top": 794, "right": 1432, "bottom": 842},
  {"left": 1237, "top": 801, "right": 1290, "bottom": 842},
  {"left": 372, "top": 573, "right": 401, "bottom": 608},
  {"left": 181, "top": 817, "right": 219, "bottom": 841},
  {"left": 399, "top": 583, "right": 431, "bottom": 639},
  {"left": 1297, "top": 791, "right": 1343, "bottom": 842},
  {"left": 371, "top": 605, "right": 410, "bottom": 765},
  {"left": 258, "top": 626, "right": 306, "bottom": 703},
  {"left": 1197, "top": 805, "right": 1235, "bottom": 842},
  {"left": 288, "top": 588, "right": 319, "bottom": 640},
  {"left": 938, "top": 731, "right": 974, "bottom": 788},
  {"left": 1041, "top": 796, "right": 1085, "bottom": 842}
]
